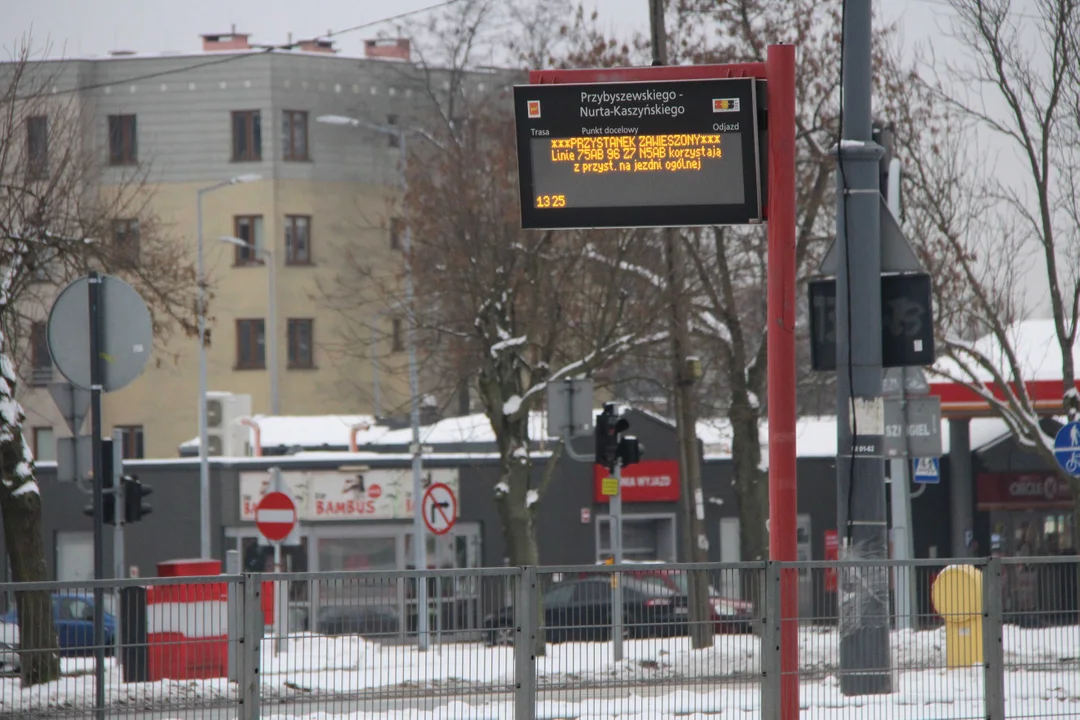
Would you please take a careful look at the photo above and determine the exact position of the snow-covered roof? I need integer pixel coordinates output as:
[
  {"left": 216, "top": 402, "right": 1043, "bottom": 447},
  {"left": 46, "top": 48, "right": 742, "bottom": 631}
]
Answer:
[
  {"left": 375, "top": 412, "right": 552, "bottom": 446},
  {"left": 933, "top": 319, "right": 1080, "bottom": 383},
  {"left": 178, "top": 414, "right": 385, "bottom": 450},
  {"left": 698, "top": 416, "right": 1015, "bottom": 460}
]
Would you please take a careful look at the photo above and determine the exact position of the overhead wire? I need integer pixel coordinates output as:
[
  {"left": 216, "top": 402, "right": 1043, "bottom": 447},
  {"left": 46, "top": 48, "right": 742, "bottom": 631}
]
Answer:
[{"left": 14, "top": 0, "right": 466, "bottom": 101}]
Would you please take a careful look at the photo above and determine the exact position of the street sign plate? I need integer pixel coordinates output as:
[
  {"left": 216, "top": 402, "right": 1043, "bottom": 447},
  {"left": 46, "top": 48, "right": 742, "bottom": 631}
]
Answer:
[
  {"left": 809, "top": 274, "right": 936, "bottom": 371},
  {"left": 881, "top": 367, "right": 930, "bottom": 399},
  {"left": 546, "top": 378, "right": 594, "bottom": 438},
  {"left": 601, "top": 476, "right": 620, "bottom": 496},
  {"left": 1053, "top": 422, "right": 1080, "bottom": 476},
  {"left": 422, "top": 482, "right": 458, "bottom": 535},
  {"left": 47, "top": 382, "right": 91, "bottom": 435},
  {"left": 47, "top": 275, "right": 153, "bottom": 392},
  {"left": 883, "top": 396, "right": 942, "bottom": 457},
  {"left": 515, "top": 78, "right": 763, "bottom": 229},
  {"left": 912, "top": 457, "right": 940, "bottom": 484},
  {"left": 255, "top": 491, "right": 298, "bottom": 543}
]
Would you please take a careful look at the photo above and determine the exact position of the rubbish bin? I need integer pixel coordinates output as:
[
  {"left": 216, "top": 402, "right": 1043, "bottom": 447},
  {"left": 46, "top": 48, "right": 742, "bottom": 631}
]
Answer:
[{"left": 930, "top": 565, "right": 983, "bottom": 668}]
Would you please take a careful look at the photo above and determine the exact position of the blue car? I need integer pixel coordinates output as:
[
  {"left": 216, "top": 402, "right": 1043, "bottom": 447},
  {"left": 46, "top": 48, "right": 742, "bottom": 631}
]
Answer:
[{"left": 0, "top": 594, "right": 117, "bottom": 656}]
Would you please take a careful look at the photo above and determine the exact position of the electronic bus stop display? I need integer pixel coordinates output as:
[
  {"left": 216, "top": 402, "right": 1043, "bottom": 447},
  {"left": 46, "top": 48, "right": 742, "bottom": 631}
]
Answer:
[{"left": 514, "top": 77, "right": 762, "bottom": 229}]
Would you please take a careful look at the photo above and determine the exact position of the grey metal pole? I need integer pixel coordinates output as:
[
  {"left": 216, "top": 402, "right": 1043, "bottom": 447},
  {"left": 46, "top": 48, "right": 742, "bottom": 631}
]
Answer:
[
  {"left": 197, "top": 188, "right": 211, "bottom": 559},
  {"left": 266, "top": 249, "right": 279, "bottom": 415},
  {"left": 111, "top": 430, "right": 125, "bottom": 663},
  {"left": 611, "top": 462, "right": 624, "bottom": 662},
  {"left": 401, "top": 130, "right": 430, "bottom": 652},
  {"left": 88, "top": 272, "right": 106, "bottom": 720},
  {"left": 835, "top": 0, "right": 892, "bottom": 695},
  {"left": 371, "top": 320, "right": 382, "bottom": 418}
]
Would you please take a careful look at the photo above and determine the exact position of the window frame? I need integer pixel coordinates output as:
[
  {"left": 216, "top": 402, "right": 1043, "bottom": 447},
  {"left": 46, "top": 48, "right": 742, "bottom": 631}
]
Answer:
[
  {"left": 235, "top": 318, "right": 266, "bottom": 370},
  {"left": 389, "top": 217, "right": 403, "bottom": 250},
  {"left": 284, "top": 215, "right": 312, "bottom": 265},
  {"left": 107, "top": 114, "right": 138, "bottom": 165},
  {"left": 282, "top": 110, "right": 309, "bottom": 162},
  {"left": 391, "top": 318, "right": 405, "bottom": 353},
  {"left": 115, "top": 425, "right": 145, "bottom": 460},
  {"left": 386, "top": 114, "right": 400, "bottom": 148},
  {"left": 32, "top": 426, "right": 55, "bottom": 462},
  {"left": 231, "top": 110, "right": 263, "bottom": 162},
  {"left": 233, "top": 215, "right": 263, "bottom": 265},
  {"left": 287, "top": 318, "right": 315, "bottom": 369},
  {"left": 30, "top": 321, "right": 51, "bottom": 385},
  {"left": 26, "top": 115, "right": 48, "bottom": 180}
]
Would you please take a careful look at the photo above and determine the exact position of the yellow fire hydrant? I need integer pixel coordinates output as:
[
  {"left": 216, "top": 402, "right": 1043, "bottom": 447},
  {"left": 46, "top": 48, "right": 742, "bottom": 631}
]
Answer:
[{"left": 930, "top": 565, "right": 984, "bottom": 667}]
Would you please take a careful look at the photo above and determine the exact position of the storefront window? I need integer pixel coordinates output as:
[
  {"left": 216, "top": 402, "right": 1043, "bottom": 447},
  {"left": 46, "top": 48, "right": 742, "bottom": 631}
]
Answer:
[
  {"left": 597, "top": 516, "right": 676, "bottom": 562},
  {"left": 317, "top": 536, "right": 397, "bottom": 606}
]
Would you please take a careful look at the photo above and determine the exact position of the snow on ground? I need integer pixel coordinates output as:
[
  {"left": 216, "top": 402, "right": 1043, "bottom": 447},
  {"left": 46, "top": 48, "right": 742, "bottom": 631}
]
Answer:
[{"left": 0, "top": 626, "right": 1077, "bottom": 715}]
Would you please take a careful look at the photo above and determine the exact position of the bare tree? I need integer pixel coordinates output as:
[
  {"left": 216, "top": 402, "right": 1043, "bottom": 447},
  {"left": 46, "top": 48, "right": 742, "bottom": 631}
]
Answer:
[
  {"left": 908, "top": 0, "right": 1080, "bottom": 547},
  {"left": 1, "top": 40, "right": 199, "bottom": 685}
]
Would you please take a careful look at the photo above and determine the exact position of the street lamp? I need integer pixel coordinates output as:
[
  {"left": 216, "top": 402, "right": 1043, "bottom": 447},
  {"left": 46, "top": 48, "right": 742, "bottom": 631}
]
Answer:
[
  {"left": 317, "top": 113, "right": 431, "bottom": 651},
  {"left": 196, "top": 173, "right": 261, "bottom": 560},
  {"left": 218, "top": 236, "right": 279, "bottom": 416}
]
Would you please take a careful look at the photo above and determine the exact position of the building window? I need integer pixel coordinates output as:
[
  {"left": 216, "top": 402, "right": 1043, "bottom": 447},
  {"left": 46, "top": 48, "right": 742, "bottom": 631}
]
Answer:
[
  {"left": 108, "top": 114, "right": 137, "bottom": 165},
  {"left": 112, "top": 219, "right": 140, "bottom": 265},
  {"left": 233, "top": 215, "right": 263, "bottom": 264},
  {"left": 32, "top": 427, "right": 55, "bottom": 462},
  {"left": 115, "top": 426, "right": 144, "bottom": 460},
  {"left": 282, "top": 110, "right": 308, "bottom": 161},
  {"left": 386, "top": 114, "right": 399, "bottom": 148},
  {"left": 30, "top": 321, "right": 51, "bottom": 386},
  {"left": 26, "top": 116, "right": 48, "bottom": 180},
  {"left": 389, "top": 217, "right": 403, "bottom": 250},
  {"left": 231, "top": 110, "right": 262, "bottom": 162},
  {"left": 287, "top": 319, "right": 314, "bottom": 369},
  {"left": 391, "top": 318, "right": 405, "bottom": 352},
  {"left": 236, "top": 319, "right": 266, "bottom": 369},
  {"left": 284, "top": 215, "right": 311, "bottom": 265}
]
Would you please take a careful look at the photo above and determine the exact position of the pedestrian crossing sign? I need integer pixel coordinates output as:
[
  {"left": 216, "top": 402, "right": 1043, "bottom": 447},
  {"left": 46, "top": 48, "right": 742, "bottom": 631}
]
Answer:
[{"left": 912, "top": 457, "right": 940, "bottom": 484}]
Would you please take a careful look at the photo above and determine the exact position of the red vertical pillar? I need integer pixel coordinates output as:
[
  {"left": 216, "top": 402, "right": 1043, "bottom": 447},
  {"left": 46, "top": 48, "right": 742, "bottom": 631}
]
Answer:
[{"left": 766, "top": 43, "right": 798, "bottom": 720}]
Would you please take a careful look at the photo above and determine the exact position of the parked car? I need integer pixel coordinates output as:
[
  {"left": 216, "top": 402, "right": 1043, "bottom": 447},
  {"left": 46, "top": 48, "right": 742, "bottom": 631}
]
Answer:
[
  {"left": 580, "top": 567, "right": 756, "bottom": 634},
  {"left": 0, "top": 622, "right": 19, "bottom": 675},
  {"left": 0, "top": 594, "right": 117, "bottom": 656},
  {"left": 483, "top": 578, "right": 688, "bottom": 645},
  {"left": 316, "top": 604, "right": 400, "bottom": 638}
]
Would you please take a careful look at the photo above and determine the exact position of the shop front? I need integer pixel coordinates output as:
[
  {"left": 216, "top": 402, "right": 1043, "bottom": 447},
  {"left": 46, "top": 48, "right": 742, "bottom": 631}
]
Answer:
[
  {"left": 592, "top": 461, "right": 680, "bottom": 563},
  {"left": 977, "top": 471, "right": 1076, "bottom": 618},
  {"left": 228, "top": 466, "right": 483, "bottom": 635}
]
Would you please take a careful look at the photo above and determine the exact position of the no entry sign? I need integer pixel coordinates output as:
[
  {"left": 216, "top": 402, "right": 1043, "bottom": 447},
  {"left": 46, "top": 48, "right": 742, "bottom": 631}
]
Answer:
[
  {"left": 255, "top": 491, "right": 297, "bottom": 543},
  {"left": 422, "top": 483, "right": 458, "bottom": 535}
]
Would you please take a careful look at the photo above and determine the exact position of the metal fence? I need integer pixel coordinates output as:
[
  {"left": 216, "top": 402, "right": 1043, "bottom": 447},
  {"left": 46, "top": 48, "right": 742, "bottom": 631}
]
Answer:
[{"left": 0, "top": 557, "right": 1076, "bottom": 719}]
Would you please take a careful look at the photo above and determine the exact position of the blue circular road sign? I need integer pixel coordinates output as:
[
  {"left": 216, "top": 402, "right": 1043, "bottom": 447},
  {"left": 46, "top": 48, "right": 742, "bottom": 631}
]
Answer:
[{"left": 1053, "top": 422, "right": 1080, "bottom": 477}]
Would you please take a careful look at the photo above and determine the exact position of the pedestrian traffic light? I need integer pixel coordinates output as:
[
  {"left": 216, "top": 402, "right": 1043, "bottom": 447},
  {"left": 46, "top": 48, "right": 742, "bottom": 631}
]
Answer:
[
  {"left": 83, "top": 439, "right": 118, "bottom": 525},
  {"left": 617, "top": 435, "right": 642, "bottom": 467},
  {"left": 595, "top": 403, "right": 629, "bottom": 471},
  {"left": 123, "top": 475, "right": 153, "bottom": 523}
]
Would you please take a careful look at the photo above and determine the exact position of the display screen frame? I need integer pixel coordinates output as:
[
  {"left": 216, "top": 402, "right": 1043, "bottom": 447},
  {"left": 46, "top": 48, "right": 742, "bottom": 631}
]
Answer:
[{"left": 515, "top": 77, "right": 763, "bottom": 230}]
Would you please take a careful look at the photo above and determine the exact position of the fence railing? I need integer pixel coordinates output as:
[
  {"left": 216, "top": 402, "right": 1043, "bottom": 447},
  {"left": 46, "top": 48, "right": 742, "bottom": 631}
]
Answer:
[{"left": 0, "top": 557, "right": 1076, "bottom": 719}]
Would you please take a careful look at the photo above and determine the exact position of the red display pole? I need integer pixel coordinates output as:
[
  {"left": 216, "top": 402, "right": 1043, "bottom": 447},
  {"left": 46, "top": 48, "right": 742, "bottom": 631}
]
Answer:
[
  {"left": 766, "top": 43, "right": 798, "bottom": 720},
  {"left": 530, "top": 50, "right": 799, "bottom": 719}
]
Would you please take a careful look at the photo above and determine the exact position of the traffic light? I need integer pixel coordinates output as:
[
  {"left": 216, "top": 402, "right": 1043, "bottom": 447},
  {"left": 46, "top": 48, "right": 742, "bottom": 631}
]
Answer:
[
  {"left": 83, "top": 439, "right": 117, "bottom": 525},
  {"left": 617, "top": 435, "right": 642, "bottom": 467},
  {"left": 595, "top": 403, "right": 629, "bottom": 472},
  {"left": 123, "top": 475, "right": 153, "bottom": 523}
]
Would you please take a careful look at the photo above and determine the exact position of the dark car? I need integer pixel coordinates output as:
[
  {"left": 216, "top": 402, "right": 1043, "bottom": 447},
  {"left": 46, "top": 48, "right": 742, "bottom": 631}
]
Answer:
[
  {"left": 483, "top": 578, "right": 686, "bottom": 645},
  {"left": 581, "top": 568, "right": 756, "bottom": 634},
  {"left": 316, "top": 604, "right": 400, "bottom": 638},
  {"left": 0, "top": 594, "right": 117, "bottom": 656}
]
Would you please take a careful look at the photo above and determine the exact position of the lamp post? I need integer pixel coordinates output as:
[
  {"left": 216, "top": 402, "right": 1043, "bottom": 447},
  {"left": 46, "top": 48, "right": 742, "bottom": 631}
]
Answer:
[
  {"left": 317, "top": 113, "right": 430, "bottom": 651},
  {"left": 219, "top": 236, "right": 279, "bottom": 415},
  {"left": 196, "top": 173, "right": 261, "bottom": 560}
]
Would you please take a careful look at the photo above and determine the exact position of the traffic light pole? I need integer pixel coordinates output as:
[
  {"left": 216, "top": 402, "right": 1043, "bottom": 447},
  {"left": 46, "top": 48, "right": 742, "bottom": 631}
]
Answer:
[
  {"left": 111, "top": 431, "right": 125, "bottom": 663},
  {"left": 87, "top": 271, "right": 106, "bottom": 720},
  {"left": 611, "top": 462, "right": 624, "bottom": 662}
]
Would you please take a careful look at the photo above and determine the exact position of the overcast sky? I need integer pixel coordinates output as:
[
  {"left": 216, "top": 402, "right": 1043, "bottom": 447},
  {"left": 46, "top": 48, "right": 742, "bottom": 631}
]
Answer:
[{"left": 7, "top": 0, "right": 947, "bottom": 60}]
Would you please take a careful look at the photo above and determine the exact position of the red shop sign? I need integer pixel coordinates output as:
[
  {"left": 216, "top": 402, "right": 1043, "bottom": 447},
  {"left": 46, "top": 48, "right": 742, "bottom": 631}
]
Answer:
[
  {"left": 824, "top": 530, "right": 839, "bottom": 593},
  {"left": 977, "top": 472, "right": 1074, "bottom": 511},
  {"left": 593, "top": 460, "right": 681, "bottom": 503}
]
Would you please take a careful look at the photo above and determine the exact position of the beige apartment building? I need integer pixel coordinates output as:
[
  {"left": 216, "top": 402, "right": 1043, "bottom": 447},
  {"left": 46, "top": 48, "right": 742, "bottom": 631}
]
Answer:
[{"left": 15, "top": 32, "right": 438, "bottom": 459}]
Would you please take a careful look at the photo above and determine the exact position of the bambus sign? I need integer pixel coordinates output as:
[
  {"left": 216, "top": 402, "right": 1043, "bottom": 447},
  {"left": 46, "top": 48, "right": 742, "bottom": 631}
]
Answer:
[{"left": 239, "top": 468, "right": 460, "bottom": 521}]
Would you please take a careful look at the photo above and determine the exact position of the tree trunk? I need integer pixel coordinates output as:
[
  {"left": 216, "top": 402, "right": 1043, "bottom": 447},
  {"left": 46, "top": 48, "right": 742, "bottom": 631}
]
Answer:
[
  {"left": 729, "top": 403, "right": 769, "bottom": 620},
  {"left": 0, "top": 439, "right": 61, "bottom": 686}
]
